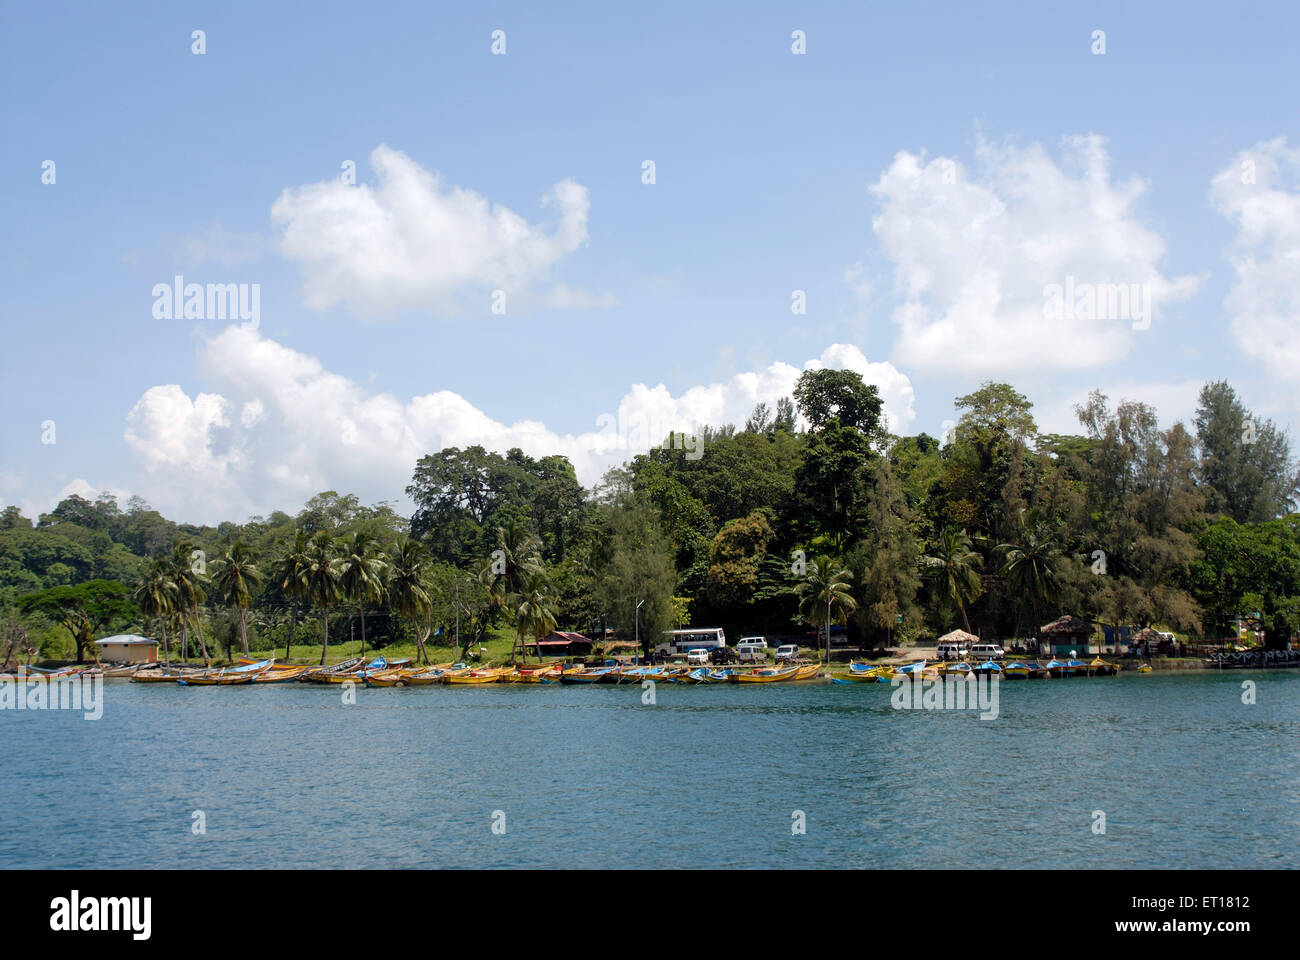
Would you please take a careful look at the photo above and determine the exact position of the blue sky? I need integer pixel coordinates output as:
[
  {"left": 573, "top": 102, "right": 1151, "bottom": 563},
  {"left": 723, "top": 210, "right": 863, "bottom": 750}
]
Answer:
[{"left": 3, "top": 1, "right": 1298, "bottom": 523}]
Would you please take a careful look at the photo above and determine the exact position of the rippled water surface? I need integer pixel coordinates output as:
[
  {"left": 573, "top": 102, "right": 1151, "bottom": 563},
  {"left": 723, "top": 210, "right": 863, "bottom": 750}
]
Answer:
[{"left": 2, "top": 670, "right": 1297, "bottom": 868}]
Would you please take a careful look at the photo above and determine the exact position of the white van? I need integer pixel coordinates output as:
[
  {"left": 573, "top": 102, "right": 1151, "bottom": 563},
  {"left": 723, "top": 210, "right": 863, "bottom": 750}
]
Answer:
[
  {"left": 970, "top": 642, "right": 1005, "bottom": 661},
  {"left": 774, "top": 644, "right": 799, "bottom": 662},
  {"left": 936, "top": 640, "right": 969, "bottom": 661},
  {"left": 686, "top": 648, "right": 711, "bottom": 665},
  {"left": 736, "top": 638, "right": 768, "bottom": 662}
]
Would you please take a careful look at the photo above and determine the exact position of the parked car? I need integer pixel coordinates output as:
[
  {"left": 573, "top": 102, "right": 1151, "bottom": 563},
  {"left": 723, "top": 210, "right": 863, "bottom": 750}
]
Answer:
[
  {"left": 686, "top": 647, "right": 710, "bottom": 665},
  {"left": 736, "top": 638, "right": 769, "bottom": 662},
  {"left": 936, "top": 640, "right": 969, "bottom": 661},
  {"left": 970, "top": 642, "right": 1006, "bottom": 661},
  {"left": 709, "top": 646, "right": 737, "bottom": 665},
  {"left": 774, "top": 644, "right": 799, "bottom": 663}
]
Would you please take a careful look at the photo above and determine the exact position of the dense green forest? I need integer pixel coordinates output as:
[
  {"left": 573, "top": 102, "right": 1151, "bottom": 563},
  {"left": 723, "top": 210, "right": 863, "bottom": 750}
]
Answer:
[{"left": 3, "top": 372, "right": 1298, "bottom": 664}]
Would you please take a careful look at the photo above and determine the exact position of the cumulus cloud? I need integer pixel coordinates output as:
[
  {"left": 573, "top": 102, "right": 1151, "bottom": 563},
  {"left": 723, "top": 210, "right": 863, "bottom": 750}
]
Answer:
[
  {"left": 270, "top": 144, "right": 599, "bottom": 315},
  {"left": 870, "top": 134, "right": 1201, "bottom": 375},
  {"left": 121, "top": 324, "right": 915, "bottom": 522},
  {"left": 1210, "top": 137, "right": 1300, "bottom": 405}
]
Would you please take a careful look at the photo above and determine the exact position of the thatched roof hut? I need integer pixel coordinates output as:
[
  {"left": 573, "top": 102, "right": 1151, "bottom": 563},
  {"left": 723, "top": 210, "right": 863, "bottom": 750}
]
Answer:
[
  {"left": 1129, "top": 627, "right": 1164, "bottom": 648},
  {"left": 936, "top": 629, "right": 980, "bottom": 646},
  {"left": 1039, "top": 615, "right": 1096, "bottom": 654},
  {"left": 1039, "top": 615, "right": 1095, "bottom": 639}
]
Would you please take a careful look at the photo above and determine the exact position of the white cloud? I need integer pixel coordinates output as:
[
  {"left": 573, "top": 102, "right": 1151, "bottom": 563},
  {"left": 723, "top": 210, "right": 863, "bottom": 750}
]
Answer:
[
  {"left": 121, "top": 324, "right": 916, "bottom": 522},
  {"left": 870, "top": 134, "right": 1201, "bottom": 375},
  {"left": 0, "top": 476, "right": 131, "bottom": 523},
  {"left": 1210, "top": 137, "right": 1300, "bottom": 406},
  {"left": 270, "top": 144, "right": 596, "bottom": 315}
]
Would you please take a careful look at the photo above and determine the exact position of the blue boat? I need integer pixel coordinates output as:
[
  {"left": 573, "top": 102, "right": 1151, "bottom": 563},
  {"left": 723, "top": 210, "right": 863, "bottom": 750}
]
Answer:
[{"left": 973, "top": 659, "right": 1002, "bottom": 675}]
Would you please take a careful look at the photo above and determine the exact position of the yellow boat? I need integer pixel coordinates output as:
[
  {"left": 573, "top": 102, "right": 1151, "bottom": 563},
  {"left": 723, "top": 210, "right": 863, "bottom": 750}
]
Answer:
[
  {"left": 443, "top": 667, "right": 507, "bottom": 684},
  {"left": 510, "top": 663, "right": 562, "bottom": 683},
  {"left": 794, "top": 663, "right": 822, "bottom": 681},
  {"left": 253, "top": 666, "right": 308, "bottom": 683},
  {"left": 730, "top": 666, "right": 799, "bottom": 683},
  {"left": 1136, "top": 663, "right": 1152, "bottom": 673},
  {"left": 1088, "top": 657, "right": 1120, "bottom": 676}
]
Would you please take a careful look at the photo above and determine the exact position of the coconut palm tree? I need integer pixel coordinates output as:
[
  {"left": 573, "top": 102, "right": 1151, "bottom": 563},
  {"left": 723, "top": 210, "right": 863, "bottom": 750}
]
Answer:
[
  {"left": 922, "top": 528, "right": 983, "bottom": 633},
  {"left": 213, "top": 541, "right": 263, "bottom": 657},
  {"left": 273, "top": 530, "right": 311, "bottom": 661},
  {"left": 798, "top": 558, "right": 858, "bottom": 663},
  {"left": 387, "top": 538, "right": 434, "bottom": 664},
  {"left": 994, "top": 508, "right": 1064, "bottom": 636},
  {"left": 513, "top": 573, "right": 558, "bottom": 663},
  {"left": 303, "top": 533, "right": 343, "bottom": 665},
  {"left": 487, "top": 522, "right": 544, "bottom": 659},
  {"left": 339, "top": 531, "right": 387, "bottom": 657},
  {"left": 169, "top": 541, "right": 210, "bottom": 666},
  {"left": 134, "top": 557, "right": 179, "bottom": 665}
]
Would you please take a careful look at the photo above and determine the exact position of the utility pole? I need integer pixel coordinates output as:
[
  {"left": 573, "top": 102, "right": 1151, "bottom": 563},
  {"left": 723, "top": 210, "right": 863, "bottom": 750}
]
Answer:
[{"left": 635, "top": 599, "right": 645, "bottom": 662}]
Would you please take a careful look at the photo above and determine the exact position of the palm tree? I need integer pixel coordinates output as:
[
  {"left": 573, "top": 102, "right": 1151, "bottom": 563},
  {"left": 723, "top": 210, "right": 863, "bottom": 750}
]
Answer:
[
  {"left": 798, "top": 558, "right": 858, "bottom": 663},
  {"left": 304, "top": 532, "right": 343, "bottom": 665},
  {"left": 213, "top": 541, "right": 263, "bottom": 656},
  {"left": 994, "top": 508, "right": 1064, "bottom": 636},
  {"left": 387, "top": 538, "right": 434, "bottom": 664},
  {"left": 514, "top": 573, "right": 558, "bottom": 663},
  {"left": 273, "top": 531, "right": 311, "bottom": 661},
  {"left": 134, "top": 558, "right": 179, "bottom": 666},
  {"left": 339, "top": 532, "right": 387, "bottom": 657},
  {"left": 923, "top": 528, "right": 983, "bottom": 633},
  {"left": 488, "top": 522, "right": 544, "bottom": 659},
  {"left": 169, "top": 541, "right": 210, "bottom": 666}
]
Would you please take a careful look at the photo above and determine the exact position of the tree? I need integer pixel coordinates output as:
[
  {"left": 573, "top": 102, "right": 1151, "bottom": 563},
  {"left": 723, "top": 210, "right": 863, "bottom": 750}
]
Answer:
[
  {"left": 797, "top": 559, "right": 857, "bottom": 663},
  {"left": 134, "top": 557, "right": 179, "bottom": 665},
  {"left": 705, "top": 510, "right": 773, "bottom": 611},
  {"left": 272, "top": 531, "right": 311, "bottom": 661},
  {"left": 594, "top": 481, "right": 678, "bottom": 661},
  {"left": 994, "top": 507, "right": 1064, "bottom": 635},
  {"left": 169, "top": 542, "right": 210, "bottom": 665},
  {"left": 514, "top": 572, "right": 558, "bottom": 662},
  {"left": 303, "top": 533, "right": 343, "bottom": 665},
  {"left": 14, "top": 580, "right": 134, "bottom": 664},
  {"left": 387, "top": 538, "right": 434, "bottom": 665},
  {"left": 1194, "top": 380, "right": 1299, "bottom": 522},
  {"left": 922, "top": 528, "right": 982, "bottom": 633},
  {"left": 338, "top": 531, "right": 387, "bottom": 657},
  {"left": 212, "top": 542, "right": 263, "bottom": 656},
  {"left": 793, "top": 368, "right": 885, "bottom": 437}
]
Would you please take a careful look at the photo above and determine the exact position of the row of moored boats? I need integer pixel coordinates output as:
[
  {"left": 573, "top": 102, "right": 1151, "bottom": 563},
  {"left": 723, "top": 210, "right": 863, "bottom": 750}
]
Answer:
[
  {"left": 128, "top": 656, "right": 827, "bottom": 686},
  {"left": 834, "top": 656, "right": 1139, "bottom": 683}
]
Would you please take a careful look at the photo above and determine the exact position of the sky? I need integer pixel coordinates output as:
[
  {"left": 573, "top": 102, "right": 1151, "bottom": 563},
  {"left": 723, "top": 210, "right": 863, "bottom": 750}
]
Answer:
[{"left": 2, "top": 1, "right": 1298, "bottom": 525}]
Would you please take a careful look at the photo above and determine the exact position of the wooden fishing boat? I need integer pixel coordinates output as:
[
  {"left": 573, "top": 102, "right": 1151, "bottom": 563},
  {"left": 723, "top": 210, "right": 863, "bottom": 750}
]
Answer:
[
  {"left": 300, "top": 656, "right": 366, "bottom": 682},
  {"left": 1003, "top": 662, "right": 1030, "bottom": 679},
  {"left": 443, "top": 667, "right": 507, "bottom": 684},
  {"left": 707, "top": 668, "right": 733, "bottom": 683},
  {"left": 132, "top": 667, "right": 203, "bottom": 683},
  {"left": 729, "top": 665, "right": 799, "bottom": 683},
  {"left": 1136, "top": 663, "right": 1152, "bottom": 673},
  {"left": 942, "top": 661, "right": 973, "bottom": 676},
  {"left": 972, "top": 660, "right": 1002, "bottom": 676},
  {"left": 1088, "top": 657, "right": 1119, "bottom": 676},
  {"left": 179, "top": 658, "right": 273, "bottom": 685},
  {"left": 1044, "top": 658, "right": 1068, "bottom": 678},
  {"left": 793, "top": 663, "right": 821, "bottom": 681},
  {"left": 1024, "top": 661, "right": 1047, "bottom": 679},
  {"left": 253, "top": 666, "right": 308, "bottom": 683},
  {"left": 1065, "top": 659, "right": 1089, "bottom": 677},
  {"left": 509, "top": 663, "right": 563, "bottom": 683},
  {"left": 560, "top": 666, "right": 616, "bottom": 684}
]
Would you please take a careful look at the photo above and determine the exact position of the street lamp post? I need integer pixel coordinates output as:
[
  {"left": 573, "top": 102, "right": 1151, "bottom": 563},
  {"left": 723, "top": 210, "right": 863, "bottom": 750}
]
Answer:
[{"left": 635, "top": 599, "right": 645, "bottom": 662}]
